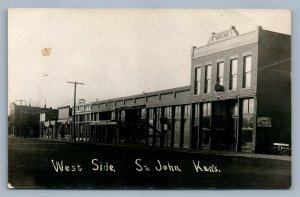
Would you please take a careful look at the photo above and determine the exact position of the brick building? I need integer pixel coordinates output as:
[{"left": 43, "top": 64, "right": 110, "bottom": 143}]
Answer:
[
  {"left": 9, "top": 102, "right": 58, "bottom": 138},
  {"left": 190, "top": 26, "right": 291, "bottom": 152}
]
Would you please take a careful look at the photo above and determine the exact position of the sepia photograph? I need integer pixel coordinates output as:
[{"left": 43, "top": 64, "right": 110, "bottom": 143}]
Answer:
[{"left": 8, "top": 9, "right": 291, "bottom": 189}]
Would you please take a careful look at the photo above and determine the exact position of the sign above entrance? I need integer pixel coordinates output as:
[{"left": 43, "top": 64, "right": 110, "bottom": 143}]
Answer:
[
  {"left": 207, "top": 26, "right": 239, "bottom": 45},
  {"left": 257, "top": 117, "right": 272, "bottom": 127}
]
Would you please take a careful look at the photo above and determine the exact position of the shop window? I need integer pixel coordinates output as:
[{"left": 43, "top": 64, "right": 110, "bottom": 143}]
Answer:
[
  {"left": 217, "top": 62, "right": 224, "bottom": 86},
  {"left": 230, "top": 102, "right": 239, "bottom": 116},
  {"left": 243, "top": 98, "right": 254, "bottom": 114},
  {"left": 194, "top": 67, "right": 201, "bottom": 95},
  {"left": 141, "top": 108, "right": 146, "bottom": 119},
  {"left": 111, "top": 111, "right": 116, "bottom": 120},
  {"left": 202, "top": 103, "right": 211, "bottom": 129},
  {"left": 157, "top": 108, "right": 162, "bottom": 118},
  {"left": 121, "top": 110, "right": 125, "bottom": 121},
  {"left": 183, "top": 105, "right": 190, "bottom": 118},
  {"left": 242, "top": 115, "right": 253, "bottom": 129},
  {"left": 174, "top": 106, "right": 181, "bottom": 118},
  {"left": 204, "top": 65, "right": 211, "bottom": 93},
  {"left": 242, "top": 98, "right": 254, "bottom": 142},
  {"left": 243, "top": 56, "right": 252, "bottom": 88},
  {"left": 164, "top": 107, "right": 172, "bottom": 118},
  {"left": 193, "top": 103, "right": 200, "bottom": 126},
  {"left": 230, "top": 59, "right": 238, "bottom": 90},
  {"left": 148, "top": 108, "right": 154, "bottom": 120}
]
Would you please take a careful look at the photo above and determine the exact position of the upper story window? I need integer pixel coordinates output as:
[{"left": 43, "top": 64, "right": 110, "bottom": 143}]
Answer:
[
  {"left": 243, "top": 56, "right": 252, "bottom": 88},
  {"left": 217, "top": 62, "right": 224, "bottom": 86},
  {"left": 194, "top": 67, "right": 201, "bottom": 95},
  {"left": 204, "top": 65, "right": 212, "bottom": 93},
  {"left": 230, "top": 59, "right": 238, "bottom": 90}
]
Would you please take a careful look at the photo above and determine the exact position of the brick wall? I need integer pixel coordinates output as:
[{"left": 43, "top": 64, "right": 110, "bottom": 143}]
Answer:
[{"left": 256, "top": 30, "right": 291, "bottom": 153}]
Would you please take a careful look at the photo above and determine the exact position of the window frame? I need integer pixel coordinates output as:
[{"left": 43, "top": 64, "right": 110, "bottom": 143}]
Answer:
[
  {"left": 217, "top": 61, "right": 224, "bottom": 86},
  {"left": 242, "top": 55, "right": 252, "bottom": 89},
  {"left": 204, "top": 65, "right": 212, "bottom": 93},
  {"left": 194, "top": 67, "right": 201, "bottom": 95}
]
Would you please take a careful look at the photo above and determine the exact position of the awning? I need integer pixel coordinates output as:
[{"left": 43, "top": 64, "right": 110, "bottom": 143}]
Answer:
[
  {"left": 57, "top": 119, "right": 69, "bottom": 124},
  {"left": 90, "top": 120, "right": 117, "bottom": 126}
]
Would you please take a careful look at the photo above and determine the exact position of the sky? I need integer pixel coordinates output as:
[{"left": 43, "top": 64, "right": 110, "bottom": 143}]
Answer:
[{"left": 8, "top": 9, "right": 291, "bottom": 109}]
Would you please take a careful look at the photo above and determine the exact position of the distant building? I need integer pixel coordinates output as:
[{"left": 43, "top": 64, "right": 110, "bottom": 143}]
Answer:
[{"left": 9, "top": 102, "right": 58, "bottom": 138}]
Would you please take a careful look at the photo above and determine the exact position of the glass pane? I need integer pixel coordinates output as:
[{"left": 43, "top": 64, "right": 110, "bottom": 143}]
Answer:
[
  {"left": 249, "top": 99, "right": 254, "bottom": 114},
  {"left": 206, "top": 65, "right": 211, "bottom": 79},
  {"left": 231, "top": 59, "right": 238, "bottom": 75},
  {"left": 207, "top": 79, "right": 211, "bottom": 93},
  {"left": 197, "top": 82, "right": 200, "bottom": 94},
  {"left": 244, "top": 56, "right": 252, "bottom": 72},
  {"left": 218, "top": 62, "right": 224, "bottom": 77},
  {"left": 234, "top": 102, "right": 239, "bottom": 116},
  {"left": 218, "top": 77, "right": 224, "bottom": 85},
  {"left": 148, "top": 109, "right": 153, "bottom": 119},
  {"left": 242, "top": 115, "right": 253, "bottom": 129},
  {"left": 245, "top": 73, "right": 251, "bottom": 88},
  {"left": 207, "top": 103, "right": 211, "bottom": 116},
  {"left": 243, "top": 99, "right": 249, "bottom": 114},
  {"left": 196, "top": 67, "right": 201, "bottom": 81},
  {"left": 175, "top": 106, "right": 181, "bottom": 117},
  {"left": 232, "top": 75, "right": 237, "bottom": 89},
  {"left": 184, "top": 105, "right": 190, "bottom": 117},
  {"left": 141, "top": 109, "right": 146, "bottom": 119},
  {"left": 203, "top": 103, "right": 207, "bottom": 116}
]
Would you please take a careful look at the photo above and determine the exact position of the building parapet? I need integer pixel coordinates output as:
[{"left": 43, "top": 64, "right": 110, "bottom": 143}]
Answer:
[{"left": 193, "top": 29, "right": 259, "bottom": 59}]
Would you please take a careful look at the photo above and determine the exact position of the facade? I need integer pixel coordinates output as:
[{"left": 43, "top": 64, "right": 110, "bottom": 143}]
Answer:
[
  {"left": 74, "top": 100, "right": 92, "bottom": 141},
  {"left": 9, "top": 102, "right": 58, "bottom": 138},
  {"left": 190, "top": 26, "right": 291, "bottom": 153},
  {"left": 38, "top": 26, "right": 291, "bottom": 154}
]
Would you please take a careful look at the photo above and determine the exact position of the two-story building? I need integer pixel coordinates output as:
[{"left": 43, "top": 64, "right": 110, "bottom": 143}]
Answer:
[{"left": 190, "top": 26, "right": 290, "bottom": 153}]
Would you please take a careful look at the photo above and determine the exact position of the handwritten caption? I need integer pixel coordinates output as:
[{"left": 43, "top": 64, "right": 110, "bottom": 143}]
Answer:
[{"left": 50, "top": 159, "right": 221, "bottom": 173}]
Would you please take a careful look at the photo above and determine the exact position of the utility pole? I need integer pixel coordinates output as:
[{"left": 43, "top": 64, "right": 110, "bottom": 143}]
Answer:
[
  {"left": 15, "top": 99, "right": 26, "bottom": 137},
  {"left": 67, "top": 81, "right": 84, "bottom": 142}
]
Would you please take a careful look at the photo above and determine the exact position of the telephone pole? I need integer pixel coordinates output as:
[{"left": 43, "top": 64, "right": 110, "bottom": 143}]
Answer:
[
  {"left": 67, "top": 81, "right": 84, "bottom": 142},
  {"left": 15, "top": 99, "right": 26, "bottom": 137}
]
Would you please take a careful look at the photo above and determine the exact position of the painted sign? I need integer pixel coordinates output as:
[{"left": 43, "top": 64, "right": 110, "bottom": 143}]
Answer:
[
  {"left": 207, "top": 26, "right": 239, "bottom": 45},
  {"left": 257, "top": 117, "right": 272, "bottom": 127},
  {"left": 76, "top": 104, "right": 91, "bottom": 113}
]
